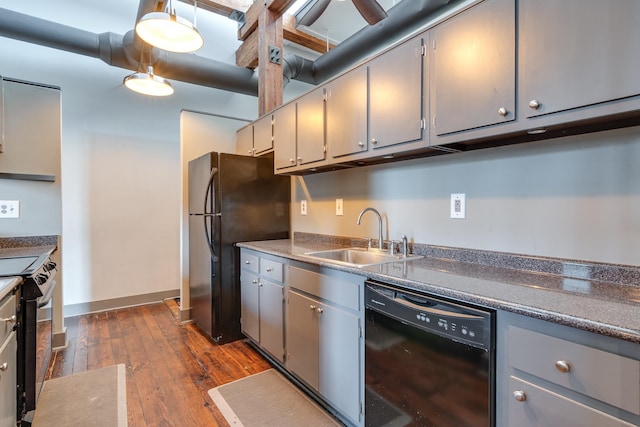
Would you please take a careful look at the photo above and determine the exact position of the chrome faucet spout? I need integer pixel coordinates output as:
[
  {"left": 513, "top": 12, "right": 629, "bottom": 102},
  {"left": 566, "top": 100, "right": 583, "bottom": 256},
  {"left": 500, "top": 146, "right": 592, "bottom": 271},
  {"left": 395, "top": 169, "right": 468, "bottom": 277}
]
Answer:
[{"left": 356, "top": 207, "right": 384, "bottom": 250}]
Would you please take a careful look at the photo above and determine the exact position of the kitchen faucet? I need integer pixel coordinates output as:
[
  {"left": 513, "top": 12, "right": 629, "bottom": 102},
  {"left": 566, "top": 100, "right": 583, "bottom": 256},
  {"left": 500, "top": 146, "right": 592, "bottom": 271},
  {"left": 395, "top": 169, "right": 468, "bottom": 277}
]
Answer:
[{"left": 356, "top": 207, "right": 384, "bottom": 250}]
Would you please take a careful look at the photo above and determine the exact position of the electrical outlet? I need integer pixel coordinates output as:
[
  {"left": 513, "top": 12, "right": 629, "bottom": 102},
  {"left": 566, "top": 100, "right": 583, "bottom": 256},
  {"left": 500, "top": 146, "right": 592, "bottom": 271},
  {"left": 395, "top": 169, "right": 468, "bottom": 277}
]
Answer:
[
  {"left": 0, "top": 200, "right": 19, "bottom": 218},
  {"left": 450, "top": 194, "right": 465, "bottom": 219},
  {"left": 336, "top": 198, "right": 343, "bottom": 216},
  {"left": 301, "top": 200, "right": 307, "bottom": 216}
]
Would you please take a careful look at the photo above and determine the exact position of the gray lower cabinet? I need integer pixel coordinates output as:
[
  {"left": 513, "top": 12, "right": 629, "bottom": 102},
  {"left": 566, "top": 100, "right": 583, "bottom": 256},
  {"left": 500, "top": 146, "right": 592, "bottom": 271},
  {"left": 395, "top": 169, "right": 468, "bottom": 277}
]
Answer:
[
  {"left": 286, "top": 264, "right": 363, "bottom": 426},
  {"left": 430, "top": 0, "right": 515, "bottom": 141},
  {"left": 0, "top": 291, "right": 17, "bottom": 427},
  {"left": 240, "top": 250, "right": 285, "bottom": 363},
  {"left": 519, "top": 0, "right": 640, "bottom": 123},
  {"left": 497, "top": 310, "right": 640, "bottom": 427}
]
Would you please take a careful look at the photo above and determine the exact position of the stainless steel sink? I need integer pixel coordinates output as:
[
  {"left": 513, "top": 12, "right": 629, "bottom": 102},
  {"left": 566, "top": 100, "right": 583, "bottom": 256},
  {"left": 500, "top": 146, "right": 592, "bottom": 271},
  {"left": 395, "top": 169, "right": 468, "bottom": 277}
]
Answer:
[{"left": 303, "top": 247, "right": 422, "bottom": 267}]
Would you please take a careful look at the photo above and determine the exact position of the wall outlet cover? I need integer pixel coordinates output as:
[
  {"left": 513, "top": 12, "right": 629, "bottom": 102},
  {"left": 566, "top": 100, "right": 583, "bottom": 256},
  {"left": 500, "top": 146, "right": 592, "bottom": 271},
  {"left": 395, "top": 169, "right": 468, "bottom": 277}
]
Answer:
[
  {"left": 450, "top": 194, "right": 465, "bottom": 219},
  {"left": 0, "top": 200, "right": 20, "bottom": 218},
  {"left": 301, "top": 200, "right": 307, "bottom": 216},
  {"left": 336, "top": 198, "right": 343, "bottom": 216}
]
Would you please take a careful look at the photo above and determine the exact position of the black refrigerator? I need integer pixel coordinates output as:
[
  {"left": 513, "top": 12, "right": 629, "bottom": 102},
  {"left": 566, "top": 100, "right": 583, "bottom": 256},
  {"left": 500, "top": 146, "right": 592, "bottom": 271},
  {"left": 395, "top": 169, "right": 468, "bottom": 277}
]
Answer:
[{"left": 188, "top": 152, "right": 290, "bottom": 343}]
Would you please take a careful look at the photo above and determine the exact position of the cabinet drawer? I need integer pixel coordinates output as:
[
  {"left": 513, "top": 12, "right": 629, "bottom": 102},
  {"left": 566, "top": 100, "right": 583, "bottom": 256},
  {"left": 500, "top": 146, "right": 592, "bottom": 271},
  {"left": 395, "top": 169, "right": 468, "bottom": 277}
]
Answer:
[
  {"left": 288, "top": 266, "right": 360, "bottom": 311},
  {"left": 508, "top": 325, "right": 640, "bottom": 415},
  {"left": 508, "top": 376, "right": 636, "bottom": 427},
  {"left": 0, "top": 293, "right": 17, "bottom": 345},
  {"left": 260, "top": 259, "right": 283, "bottom": 283},
  {"left": 241, "top": 252, "right": 259, "bottom": 274}
]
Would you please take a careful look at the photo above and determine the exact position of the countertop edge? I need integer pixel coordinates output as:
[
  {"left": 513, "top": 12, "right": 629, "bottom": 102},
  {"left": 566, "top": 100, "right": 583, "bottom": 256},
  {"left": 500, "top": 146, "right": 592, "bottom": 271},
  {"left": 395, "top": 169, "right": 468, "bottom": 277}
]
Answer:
[{"left": 237, "top": 240, "right": 640, "bottom": 344}]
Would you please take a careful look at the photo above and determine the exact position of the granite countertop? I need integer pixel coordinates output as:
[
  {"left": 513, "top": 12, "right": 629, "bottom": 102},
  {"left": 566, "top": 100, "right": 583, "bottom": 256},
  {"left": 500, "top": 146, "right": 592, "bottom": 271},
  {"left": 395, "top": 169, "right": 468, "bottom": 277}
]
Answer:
[
  {"left": 237, "top": 238, "right": 640, "bottom": 344},
  {"left": 0, "top": 276, "right": 21, "bottom": 301}
]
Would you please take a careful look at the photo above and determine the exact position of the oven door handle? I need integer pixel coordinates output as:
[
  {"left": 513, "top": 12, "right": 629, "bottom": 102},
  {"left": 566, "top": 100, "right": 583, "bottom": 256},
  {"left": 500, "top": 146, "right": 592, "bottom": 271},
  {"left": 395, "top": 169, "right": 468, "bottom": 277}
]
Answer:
[
  {"left": 37, "top": 279, "right": 56, "bottom": 308},
  {"left": 395, "top": 293, "right": 484, "bottom": 320}
]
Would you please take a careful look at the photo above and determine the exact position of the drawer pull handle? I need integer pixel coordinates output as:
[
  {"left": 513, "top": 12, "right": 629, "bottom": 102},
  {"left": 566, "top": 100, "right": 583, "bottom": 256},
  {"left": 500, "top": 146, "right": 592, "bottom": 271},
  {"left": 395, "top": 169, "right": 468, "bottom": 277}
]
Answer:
[
  {"left": 555, "top": 360, "right": 571, "bottom": 373},
  {"left": 513, "top": 390, "right": 526, "bottom": 402},
  {"left": 1, "top": 315, "right": 16, "bottom": 323},
  {"left": 266, "top": 267, "right": 273, "bottom": 272},
  {"left": 0, "top": 362, "right": 8, "bottom": 372}
]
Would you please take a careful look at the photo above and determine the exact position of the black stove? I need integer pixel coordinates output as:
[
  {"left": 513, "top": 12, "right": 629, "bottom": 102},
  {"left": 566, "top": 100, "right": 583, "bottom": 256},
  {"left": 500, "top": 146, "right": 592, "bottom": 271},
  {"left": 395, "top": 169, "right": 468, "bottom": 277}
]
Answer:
[{"left": 0, "top": 250, "right": 57, "bottom": 424}]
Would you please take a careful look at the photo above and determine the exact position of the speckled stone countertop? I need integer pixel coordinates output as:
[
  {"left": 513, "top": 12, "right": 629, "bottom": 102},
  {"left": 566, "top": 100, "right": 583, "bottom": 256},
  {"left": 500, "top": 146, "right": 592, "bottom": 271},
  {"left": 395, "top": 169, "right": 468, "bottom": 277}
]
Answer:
[
  {"left": 0, "top": 276, "right": 21, "bottom": 301},
  {"left": 0, "top": 236, "right": 58, "bottom": 300},
  {"left": 237, "top": 235, "right": 640, "bottom": 344}
]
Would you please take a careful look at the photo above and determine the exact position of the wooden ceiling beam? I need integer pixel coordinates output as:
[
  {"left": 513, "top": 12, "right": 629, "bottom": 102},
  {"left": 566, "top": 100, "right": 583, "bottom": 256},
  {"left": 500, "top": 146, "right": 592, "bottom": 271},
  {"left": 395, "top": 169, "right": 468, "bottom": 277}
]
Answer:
[
  {"left": 179, "top": 0, "right": 252, "bottom": 17},
  {"left": 282, "top": 14, "right": 335, "bottom": 54}
]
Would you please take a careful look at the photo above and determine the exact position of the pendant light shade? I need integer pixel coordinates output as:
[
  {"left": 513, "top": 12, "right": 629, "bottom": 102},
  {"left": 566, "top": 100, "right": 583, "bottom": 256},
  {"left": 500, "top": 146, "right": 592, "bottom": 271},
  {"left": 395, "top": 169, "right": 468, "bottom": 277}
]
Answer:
[
  {"left": 135, "top": 11, "right": 204, "bottom": 53},
  {"left": 124, "top": 66, "right": 174, "bottom": 96}
]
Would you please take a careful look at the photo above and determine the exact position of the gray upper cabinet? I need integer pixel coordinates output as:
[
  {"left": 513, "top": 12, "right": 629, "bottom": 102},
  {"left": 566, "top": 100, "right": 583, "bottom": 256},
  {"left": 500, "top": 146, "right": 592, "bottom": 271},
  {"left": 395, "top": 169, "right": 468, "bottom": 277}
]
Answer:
[
  {"left": 236, "top": 124, "right": 253, "bottom": 156},
  {"left": 369, "top": 36, "right": 425, "bottom": 150},
  {"left": 253, "top": 114, "right": 273, "bottom": 155},
  {"left": 236, "top": 114, "right": 273, "bottom": 157},
  {"left": 296, "top": 87, "right": 326, "bottom": 166},
  {"left": 430, "top": 0, "right": 515, "bottom": 140},
  {"left": 519, "top": 0, "right": 640, "bottom": 121},
  {"left": 326, "top": 66, "right": 368, "bottom": 158},
  {"left": 273, "top": 102, "right": 297, "bottom": 170}
]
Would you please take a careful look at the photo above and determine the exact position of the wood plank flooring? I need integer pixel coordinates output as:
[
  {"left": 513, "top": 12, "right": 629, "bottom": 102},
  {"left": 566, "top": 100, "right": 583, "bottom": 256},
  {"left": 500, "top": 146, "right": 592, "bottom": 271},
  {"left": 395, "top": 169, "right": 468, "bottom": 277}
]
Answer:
[{"left": 46, "top": 300, "right": 272, "bottom": 427}]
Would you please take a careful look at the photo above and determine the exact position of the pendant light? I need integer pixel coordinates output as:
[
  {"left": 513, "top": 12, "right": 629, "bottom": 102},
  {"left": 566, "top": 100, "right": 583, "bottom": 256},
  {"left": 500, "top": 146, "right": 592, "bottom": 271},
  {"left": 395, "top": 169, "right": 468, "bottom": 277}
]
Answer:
[
  {"left": 124, "top": 66, "right": 174, "bottom": 97},
  {"left": 135, "top": 0, "right": 204, "bottom": 53}
]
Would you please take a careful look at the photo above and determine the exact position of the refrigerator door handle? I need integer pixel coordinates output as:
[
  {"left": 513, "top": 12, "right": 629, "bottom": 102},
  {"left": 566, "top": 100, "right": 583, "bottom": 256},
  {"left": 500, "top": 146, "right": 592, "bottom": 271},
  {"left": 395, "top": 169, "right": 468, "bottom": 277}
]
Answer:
[{"left": 204, "top": 166, "right": 220, "bottom": 263}]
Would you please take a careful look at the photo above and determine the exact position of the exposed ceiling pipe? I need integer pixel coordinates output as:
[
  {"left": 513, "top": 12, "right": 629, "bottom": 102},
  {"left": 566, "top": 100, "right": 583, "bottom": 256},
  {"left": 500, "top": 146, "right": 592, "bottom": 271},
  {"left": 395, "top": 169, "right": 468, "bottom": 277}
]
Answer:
[
  {"left": 0, "top": 6, "right": 259, "bottom": 96},
  {"left": 284, "top": 0, "right": 452, "bottom": 86},
  {"left": 0, "top": 0, "right": 454, "bottom": 96}
]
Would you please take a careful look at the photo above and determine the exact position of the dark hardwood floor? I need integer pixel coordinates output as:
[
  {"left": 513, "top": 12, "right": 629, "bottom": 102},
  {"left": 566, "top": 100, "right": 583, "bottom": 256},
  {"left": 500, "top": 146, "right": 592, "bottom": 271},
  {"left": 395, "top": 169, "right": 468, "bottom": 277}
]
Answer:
[{"left": 46, "top": 300, "right": 272, "bottom": 426}]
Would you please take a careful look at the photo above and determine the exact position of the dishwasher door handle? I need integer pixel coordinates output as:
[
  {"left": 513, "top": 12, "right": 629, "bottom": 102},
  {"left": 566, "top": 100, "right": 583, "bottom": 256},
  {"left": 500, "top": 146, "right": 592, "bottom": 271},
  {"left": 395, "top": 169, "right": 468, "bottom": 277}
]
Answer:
[{"left": 394, "top": 293, "right": 485, "bottom": 320}]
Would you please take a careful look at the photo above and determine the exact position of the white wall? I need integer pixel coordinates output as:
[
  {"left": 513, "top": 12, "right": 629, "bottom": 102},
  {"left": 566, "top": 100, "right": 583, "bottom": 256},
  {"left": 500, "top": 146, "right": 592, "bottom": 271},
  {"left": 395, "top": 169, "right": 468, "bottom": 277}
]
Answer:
[
  {"left": 0, "top": 0, "right": 313, "bottom": 314},
  {"left": 292, "top": 126, "right": 640, "bottom": 266}
]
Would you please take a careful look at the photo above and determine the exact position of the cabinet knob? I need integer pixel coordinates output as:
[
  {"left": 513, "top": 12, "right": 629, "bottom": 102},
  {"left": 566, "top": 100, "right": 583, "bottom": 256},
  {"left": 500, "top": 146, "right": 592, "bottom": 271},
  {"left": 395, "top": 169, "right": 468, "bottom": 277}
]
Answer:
[
  {"left": 529, "top": 99, "right": 541, "bottom": 110},
  {"left": 498, "top": 107, "right": 508, "bottom": 117},
  {"left": 358, "top": 141, "right": 365, "bottom": 147},
  {"left": 266, "top": 267, "right": 273, "bottom": 272},
  {"left": 244, "top": 260, "right": 251, "bottom": 265},
  {"left": 513, "top": 390, "right": 526, "bottom": 402},
  {"left": 370, "top": 138, "right": 378, "bottom": 145},
  {"left": 555, "top": 360, "right": 571, "bottom": 373},
  {"left": 297, "top": 157, "right": 302, "bottom": 162},
  {"left": 316, "top": 308, "right": 324, "bottom": 314},
  {"left": 309, "top": 305, "right": 316, "bottom": 310},
  {"left": 1, "top": 315, "right": 16, "bottom": 323},
  {"left": 289, "top": 158, "right": 295, "bottom": 163},
  {"left": 0, "top": 362, "right": 8, "bottom": 372},
  {"left": 252, "top": 279, "right": 258, "bottom": 284}
]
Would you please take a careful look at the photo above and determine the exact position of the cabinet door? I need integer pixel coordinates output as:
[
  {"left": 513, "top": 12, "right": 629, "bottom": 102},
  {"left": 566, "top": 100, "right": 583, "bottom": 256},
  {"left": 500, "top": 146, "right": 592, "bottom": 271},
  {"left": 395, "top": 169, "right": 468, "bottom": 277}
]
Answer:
[
  {"left": 236, "top": 124, "right": 254, "bottom": 156},
  {"left": 240, "top": 270, "right": 260, "bottom": 342},
  {"left": 520, "top": 0, "right": 640, "bottom": 119},
  {"left": 259, "top": 279, "right": 284, "bottom": 362},
  {"left": 326, "top": 66, "right": 368, "bottom": 158},
  {"left": 318, "top": 302, "right": 361, "bottom": 425},
  {"left": 508, "top": 376, "right": 636, "bottom": 427},
  {"left": 286, "top": 290, "right": 319, "bottom": 390},
  {"left": 0, "top": 331, "right": 17, "bottom": 427},
  {"left": 273, "top": 102, "right": 297, "bottom": 170},
  {"left": 253, "top": 114, "right": 273, "bottom": 155},
  {"left": 431, "top": 0, "right": 515, "bottom": 137},
  {"left": 369, "top": 36, "right": 424, "bottom": 149},
  {"left": 297, "top": 87, "right": 326, "bottom": 166}
]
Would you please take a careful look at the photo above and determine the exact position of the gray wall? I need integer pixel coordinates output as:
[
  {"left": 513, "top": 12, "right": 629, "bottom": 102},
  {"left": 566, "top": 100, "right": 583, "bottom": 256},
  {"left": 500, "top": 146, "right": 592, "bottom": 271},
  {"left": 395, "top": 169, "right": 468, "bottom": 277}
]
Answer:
[
  {"left": 292, "top": 126, "right": 640, "bottom": 266},
  {"left": 0, "top": 79, "right": 61, "bottom": 237}
]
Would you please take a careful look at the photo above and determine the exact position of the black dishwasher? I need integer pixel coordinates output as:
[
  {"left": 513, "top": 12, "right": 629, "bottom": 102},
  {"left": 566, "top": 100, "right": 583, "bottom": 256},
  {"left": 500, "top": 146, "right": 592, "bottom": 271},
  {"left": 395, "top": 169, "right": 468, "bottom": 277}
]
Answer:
[{"left": 365, "top": 280, "right": 494, "bottom": 427}]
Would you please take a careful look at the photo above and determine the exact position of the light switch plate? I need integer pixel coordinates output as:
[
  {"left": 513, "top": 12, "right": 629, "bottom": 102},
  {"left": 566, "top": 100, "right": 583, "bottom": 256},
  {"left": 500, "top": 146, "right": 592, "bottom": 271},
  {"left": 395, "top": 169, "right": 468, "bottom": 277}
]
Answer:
[
  {"left": 0, "top": 200, "right": 19, "bottom": 218},
  {"left": 336, "top": 198, "right": 343, "bottom": 216},
  {"left": 301, "top": 200, "right": 307, "bottom": 216},
  {"left": 450, "top": 194, "right": 465, "bottom": 219}
]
